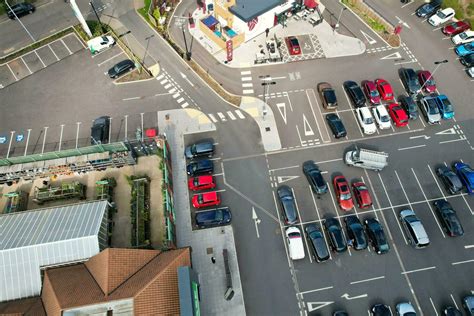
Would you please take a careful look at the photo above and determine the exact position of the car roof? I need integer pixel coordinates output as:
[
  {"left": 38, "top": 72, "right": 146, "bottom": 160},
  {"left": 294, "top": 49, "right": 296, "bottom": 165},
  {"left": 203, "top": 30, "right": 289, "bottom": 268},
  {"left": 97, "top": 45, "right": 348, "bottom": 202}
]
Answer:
[
  {"left": 359, "top": 106, "right": 371, "bottom": 116},
  {"left": 375, "top": 104, "right": 389, "bottom": 114}
]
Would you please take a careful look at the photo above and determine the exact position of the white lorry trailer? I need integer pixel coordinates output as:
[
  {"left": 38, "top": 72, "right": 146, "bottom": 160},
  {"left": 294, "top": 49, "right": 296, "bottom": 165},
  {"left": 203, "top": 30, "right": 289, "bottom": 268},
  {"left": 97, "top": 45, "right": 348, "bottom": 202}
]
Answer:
[{"left": 345, "top": 147, "right": 388, "bottom": 171}]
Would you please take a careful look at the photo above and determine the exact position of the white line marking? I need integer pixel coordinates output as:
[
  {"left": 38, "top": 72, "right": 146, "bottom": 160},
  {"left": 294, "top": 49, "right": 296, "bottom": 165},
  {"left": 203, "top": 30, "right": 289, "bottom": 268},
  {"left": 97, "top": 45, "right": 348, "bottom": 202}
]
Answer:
[
  {"left": 173, "top": 93, "right": 180, "bottom": 98},
  {"left": 227, "top": 111, "right": 237, "bottom": 120},
  {"left": 350, "top": 276, "right": 385, "bottom": 285},
  {"left": 23, "top": 129, "right": 31, "bottom": 156},
  {"left": 169, "top": 88, "right": 177, "bottom": 93},
  {"left": 61, "top": 39, "right": 73, "bottom": 54},
  {"left": 465, "top": 245, "right": 474, "bottom": 249},
  {"left": 164, "top": 84, "right": 172, "bottom": 89},
  {"left": 309, "top": 185, "right": 332, "bottom": 260},
  {"left": 48, "top": 44, "right": 60, "bottom": 61},
  {"left": 243, "top": 89, "right": 254, "bottom": 94},
  {"left": 5, "top": 131, "right": 15, "bottom": 158},
  {"left": 97, "top": 51, "right": 123, "bottom": 66},
  {"left": 398, "top": 144, "right": 426, "bottom": 151},
  {"left": 217, "top": 112, "right": 227, "bottom": 121},
  {"left": 208, "top": 114, "right": 218, "bottom": 123},
  {"left": 241, "top": 70, "right": 251, "bottom": 75},
  {"left": 21, "top": 56, "right": 32, "bottom": 74},
  {"left": 401, "top": 266, "right": 436, "bottom": 274},
  {"left": 58, "top": 124, "right": 64, "bottom": 151},
  {"left": 123, "top": 96, "right": 140, "bottom": 101},
  {"left": 429, "top": 297, "right": 439, "bottom": 316},
  {"left": 181, "top": 102, "right": 189, "bottom": 108},
  {"left": 451, "top": 259, "right": 474, "bottom": 265},
  {"left": 156, "top": 74, "right": 164, "bottom": 80},
  {"left": 450, "top": 294, "right": 459, "bottom": 310},
  {"left": 327, "top": 182, "right": 351, "bottom": 256},
  {"left": 299, "top": 286, "right": 333, "bottom": 295},
  {"left": 242, "top": 83, "right": 253, "bottom": 88},
  {"left": 160, "top": 79, "right": 168, "bottom": 84},
  {"left": 439, "top": 138, "right": 466, "bottom": 144},
  {"left": 235, "top": 110, "right": 245, "bottom": 119},
  {"left": 41, "top": 127, "right": 48, "bottom": 154},
  {"left": 176, "top": 97, "right": 184, "bottom": 103},
  {"left": 241, "top": 76, "right": 252, "bottom": 81},
  {"left": 291, "top": 188, "right": 312, "bottom": 263},
  {"left": 6, "top": 63, "right": 18, "bottom": 81},
  {"left": 34, "top": 50, "right": 46, "bottom": 68}
]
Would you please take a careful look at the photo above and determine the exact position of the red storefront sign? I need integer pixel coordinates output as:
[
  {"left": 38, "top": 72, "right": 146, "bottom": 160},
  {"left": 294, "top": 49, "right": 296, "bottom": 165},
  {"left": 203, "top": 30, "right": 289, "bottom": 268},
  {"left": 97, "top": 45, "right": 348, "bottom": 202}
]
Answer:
[{"left": 226, "top": 40, "right": 233, "bottom": 62}]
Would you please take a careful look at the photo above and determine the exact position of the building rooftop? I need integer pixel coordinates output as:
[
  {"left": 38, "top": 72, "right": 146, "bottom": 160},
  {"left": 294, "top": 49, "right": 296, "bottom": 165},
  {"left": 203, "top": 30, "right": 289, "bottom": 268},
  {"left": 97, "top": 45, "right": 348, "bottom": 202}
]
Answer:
[{"left": 229, "top": 0, "right": 286, "bottom": 22}]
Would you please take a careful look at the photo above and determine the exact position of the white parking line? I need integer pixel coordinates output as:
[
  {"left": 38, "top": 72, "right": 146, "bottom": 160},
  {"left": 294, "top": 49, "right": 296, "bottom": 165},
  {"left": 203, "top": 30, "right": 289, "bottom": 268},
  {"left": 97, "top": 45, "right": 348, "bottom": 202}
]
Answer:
[
  {"left": 34, "top": 50, "right": 46, "bottom": 68},
  {"left": 23, "top": 129, "right": 31, "bottom": 156},
  {"left": 41, "top": 127, "right": 48, "bottom": 154},
  {"left": 21, "top": 56, "right": 33, "bottom": 74},
  {"left": 451, "top": 259, "right": 474, "bottom": 266},
  {"left": 5, "top": 131, "right": 15, "bottom": 159},
  {"left": 401, "top": 266, "right": 436, "bottom": 274},
  {"left": 429, "top": 297, "right": 439, "bottom": 316},
  {"left": 363, "top": 170, "right": 379, "bottom": 220},
  {"left": 306, "top": 89, "right": 327, "bottom": 142},
  {"left": 427, "top": 165, "right": 447, "bottom": 199},
  {"left": 241, "top": 76, "right": 252, "bottom": 81},
  {"left": 60, "top": 39, "right": 73, "bottom": 55},
  {"left": 309, "top": 186, "right": 332, "bottom": 260},
  {"left": 272, "top": 190, "right": 295, "bottom": 269},
  {"left": 327, "top": 182, "right": 351, "bottom": 256},
  {"left": 97, "top": 51, "right": 123, "bottom": 66},
  {"left": 395, "top": 170, "right": 415, "bottom": 210},
  {"left": 176, "top": 97, "right": 184, "bottom": 103},
  {"left": 58, "top": 124, "right": 64, "bottom": 151},
  {"left": 160, "top": 79, "right": 168, "bottom": 84},
  {"left": 164, "top": 83, "right": 172, "bottom": 89},
  {"left": 227, "top": 111, "right": 236, "bottom": 120},
  {"left": 235, "top": 110, "right": 245, "bottom": 119},
  {"left": 398, "top": 144, "right": 426, "bottom": 151},
  {"left": 241, "top": 71, "right": 251, "bottom": 75},
  {"left": 217, "top": 112, "right": 227, "bottom": 121},
  {"left": 291, "top": 187, "right": 313, "bottom": 263},
  {"left": 411, "top": 168, "right": 446, "bottom": 238},
  {"left": 6, "top": 63, "right": 18, "bottom": 81},
  {"left": 299, "top": 286, "right": 333, "bottom": 295},
  {"left": 48, "top": 44, "right": 60, "bottom": 61},
  {"left": 75, "top": 122, "right": 81, "bottom": 149},
  {"left": 465, "top": 245, "right": 474, "bottom": 249},
  {"left": 450, "top": 294, "right": 459, "bottom": 310},
  {"left": 350, "top": 275, "right": 385, "bottom": 285}
]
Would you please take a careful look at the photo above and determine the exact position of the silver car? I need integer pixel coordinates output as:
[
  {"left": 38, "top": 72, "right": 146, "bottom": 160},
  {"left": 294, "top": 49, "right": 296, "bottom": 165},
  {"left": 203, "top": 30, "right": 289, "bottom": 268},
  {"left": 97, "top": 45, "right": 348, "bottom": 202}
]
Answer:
[
  {"left": 419, "top": 96, "right": 441, "bottom": 125},
  {"left": 400, "top": 210, "right": 430, "bottom": 248},
  {"left": 396, "top": 302, "right": 416, "bottom": 315}
]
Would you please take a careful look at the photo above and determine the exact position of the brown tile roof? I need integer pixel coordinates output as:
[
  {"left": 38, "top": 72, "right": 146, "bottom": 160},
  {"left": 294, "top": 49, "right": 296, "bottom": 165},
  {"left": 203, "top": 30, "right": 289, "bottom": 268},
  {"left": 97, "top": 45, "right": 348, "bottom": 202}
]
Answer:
[{"left": 0, "top": 297, "right": 45, "bottom": 316}]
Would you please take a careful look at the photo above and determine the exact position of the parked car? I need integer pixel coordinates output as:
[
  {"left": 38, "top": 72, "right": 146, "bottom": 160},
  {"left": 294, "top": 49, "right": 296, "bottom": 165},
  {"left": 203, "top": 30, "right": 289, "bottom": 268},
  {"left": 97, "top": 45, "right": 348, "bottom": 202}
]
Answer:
[
  {"left": 6, "top": 2, "right": 35, "bottom": 19},
  {"left": 185, "top": 140, "right": 214, "bottom": 159},
  {"left": 371, "top": 303, "right": 392, "bottom": 316},
  {"left": 428, "top": 8, "right": 455, "bottom": 26},
  {"left": 365, "top": 218, "right": 389, "bottom": 254},
  {"left": 187, "top": 160, "right": 214, "bottom": 176},
  {"left": 352, "top": 181, "right": 373, "bottom": 208},
  {"left": 400, "top": 68, "right": 421, "bottom": 95},
  {"left": 333, "top": 311, "right": 349, "bottom": 316},
  {"left": 396, "top": 302, "right": 417, "bottom": 316},
  {"left": 468, "top": 67, "right": 474, "bottom": 78},
  {"left": 333, "top": 175, "right": 353, "bottom": 211},
  {"left": 277, "top": 185, "right": 298, "bottom": 224},
  {"left": 195, "top": 207, "right": 231, "bottom": 228},
  {"left": 372, "top": 104, "right": 392, "bottom": 129},
  {"left": 455, "top": 42, "right": 474, "bottom": 57},
  {"left": 437, "top": 166, "right": 463, "bottom": 194},
  {"left": 326, "top": 114, "right": 347, "bottom": 138},
  {"left": 303, "top": 160, "right": 328, "bottom": 195},
  {"left": 286, "top": 36, "right": 301, "bottom": 55},
  {"left": 305, "top": 224, "right": 330, "bottom": 262},
  {"left": 363, "top": 80, "right": 381, "bottom": 105},
  {"left": 317, "top": 82, "right": 338, "bottom": 109},
  {"left": 443, "top": 306, "right": 462, "bottom": 316},
  {"left": 460, "top": 53, "right": 474, "bottom": 67},
  {"left": 436, "top": 94, "right": 454, "bottom": 119},
  {"left": 90, "top": 116, "right": 110, "bottom": 145},
  {"left": 192, "top": 191, "right": 221, "bottom": 208},
  {"left": 344, "top": 215, "right": 368, "bottom": 250},
  {"left": 419, "top": 95, "right": 441, "bottom": 124},
  {"left": 454, "top": 162, "right": 474, "bottom": 194},
  {"left": 415, "top": 2, "right": 441, "bottom": 18},
  {"left": 356, "top": 107, "right": 377, "bottom": 135},
  {"left": 188, "top": 175, "right": 216, "bottom": 191},
  {"left": 400, "top": 209, "right": 430, "bottom": 248},
  {"left": 463, "top": 295, "right": 474, "bottom": 315},
  {"left": 442, "top": 20, "right": 471, "bottom": 36},
  {"left": 399, "top": 96, "right": 418, "bottom": 120},
  {"left": 375, "top": 78, "right": 394, "bottom": 101},
  {"left": 87, "top": 35, "right": 115, "bottom": 54},
  {"left": 417, "top": 70, "right": 437, "bottom": 93},
  {"left": 324, "top": 218, "right": 347, "bottom": 253},
  {"left": 433, "top": 199, "right": 464, "bottom": 237},
  {"left": 452, "top": 30, "right": 474, "bottom": 45},
  {"left": 388, "top": 103, "right": 409, "bottom": 127},
  {"left": 108, "top": 59, "right": 135, "bottom": 78},
  {"left": 286, "top": 227, "right": 305, "bottom": 260},
  {"left": 343, "top": 80, "right": 366, "bottom": 107}
]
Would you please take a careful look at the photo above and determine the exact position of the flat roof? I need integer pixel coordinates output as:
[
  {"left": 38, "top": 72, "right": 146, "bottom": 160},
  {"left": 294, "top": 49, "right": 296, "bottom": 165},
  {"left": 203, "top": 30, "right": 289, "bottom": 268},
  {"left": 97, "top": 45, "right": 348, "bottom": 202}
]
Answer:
[{"left": 229, "top": 0, "right": 286, "bottom": 22}]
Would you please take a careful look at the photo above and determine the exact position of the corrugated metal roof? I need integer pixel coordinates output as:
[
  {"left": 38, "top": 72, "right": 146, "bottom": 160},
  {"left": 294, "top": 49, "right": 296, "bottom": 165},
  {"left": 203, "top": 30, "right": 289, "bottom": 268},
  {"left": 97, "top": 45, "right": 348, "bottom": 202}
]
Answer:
[{"left": 229, "top": 0, "right": 287, "bottom": 22}]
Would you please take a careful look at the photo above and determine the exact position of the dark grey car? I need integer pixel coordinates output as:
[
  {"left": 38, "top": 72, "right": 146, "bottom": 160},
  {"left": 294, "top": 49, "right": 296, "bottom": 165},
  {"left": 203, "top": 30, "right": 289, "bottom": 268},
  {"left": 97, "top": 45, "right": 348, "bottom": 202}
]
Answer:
[
  {"left": 399, "top": 96, "right": 418, "bottom": 120},
  {"left": 343, "top": 80, "right": 366, "bottom": 107},
  {"left": 324, "top": 218, "right": 347, "bottom": 253},
  {"left": 108, "top": 59, "right": 135, "bottom": 78},
  {"left": 400, "top": 68, "right": 421, "bottom": 95},
  {"left": 195, "top": 207, "right": 232, "bottom": 228},
  {"left": 305, "top": 224, "right": 330, "bottom": 262},
  {"left": 416, "top": 2, "right": 441, "bottom": 18},
  {"left": 185, "top": 140, "right": 214, "bottom": 159},
  {"left": 344, "top": 215, "right": 367, "bottom": 250},
  {"left": 7, "top": 2, "right": 35, "bottom": 19},
  {"left": 90, "top": 116, "right": 110, "bottom": 145},
  {"left": 326, "top": 114, "right": 347, "bottom": 138},
  {"left": 433, "top": 199, "right": 464, "bottom": 237},
  {"left": 277, "top": 185, "right": 298, "bottom": 224},
  {"left": 303, "top": 160, "right": 328, "bottom": 194},
  {"left": 437, "top": 166, "right": 463, "bottom": 194}
]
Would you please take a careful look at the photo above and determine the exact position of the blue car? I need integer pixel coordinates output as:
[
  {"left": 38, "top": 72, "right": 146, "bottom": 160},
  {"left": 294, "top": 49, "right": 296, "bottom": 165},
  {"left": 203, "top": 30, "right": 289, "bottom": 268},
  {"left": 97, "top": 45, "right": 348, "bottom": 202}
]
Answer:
[
  {"left": 455, "top": 162, "right": 474, "bottom": 194},
  {"left": 436, "top": 95, "right": 454, "bottom": 119},
  {"left": 455, "top": 42, "right": 474, "bottom": 56}
]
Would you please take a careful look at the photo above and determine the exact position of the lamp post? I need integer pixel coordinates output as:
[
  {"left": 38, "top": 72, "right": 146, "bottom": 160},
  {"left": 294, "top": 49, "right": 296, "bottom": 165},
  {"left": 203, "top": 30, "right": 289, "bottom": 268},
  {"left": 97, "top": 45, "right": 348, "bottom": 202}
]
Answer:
[
  {"left": 260, "top": 75, "right": 276, "bottom": 121},
  {"left": 143, "top": 34, "right": 154, "bottom": 64},
  {"left": 334, "top": 7, "right": 347, "bottom": 30},
  {"left": 4, "top": 0, "right": 35, "bottom": 42},
  {"left": 89, "top": 1, "right": 105, "bottom": 33},
  {"left": 417, "top": 59, "right": 448, "bottom": 95}
]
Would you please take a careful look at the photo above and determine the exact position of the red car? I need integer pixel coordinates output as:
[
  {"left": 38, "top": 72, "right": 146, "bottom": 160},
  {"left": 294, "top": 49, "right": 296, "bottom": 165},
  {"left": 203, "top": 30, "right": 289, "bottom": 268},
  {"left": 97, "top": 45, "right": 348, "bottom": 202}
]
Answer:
[
  {"left": 286, "top": 36, "right": 301, "bottom": 55},
  {"left": 388, "top": 103, "right": 408, "bottom": 127},
  {"left": 442, "top": 20, "right": 471, "bottom": 36},
  {"left": 352, "top": 182, "right": 373, "bottom": 209},
  {"left": 192, "top": 191, "right": 221, "bottom": 208},
  {"left": 418, "top": 70, "right": 437, "bottom": 93},
  {"left": 333, "top": 175, "right": 354, "bottom": 211},
  {"left": 375, "top": 78, "right": 394, "bottom": 101},
  {"left": 188, "top": 175, "right": 216, "bottom": 191},
  {"left": 362, "top": 80, "right": 381, "bottom": 105}
]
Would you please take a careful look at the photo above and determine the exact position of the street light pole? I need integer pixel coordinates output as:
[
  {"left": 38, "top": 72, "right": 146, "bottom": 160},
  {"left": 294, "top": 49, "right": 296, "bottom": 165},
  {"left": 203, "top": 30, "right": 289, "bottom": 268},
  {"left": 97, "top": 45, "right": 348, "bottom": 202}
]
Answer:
[
  {"left": 143, "top": 34, "right": 154, "bottom": 64},
  {"left": 89, "top": 1, "right": 105, "bottom": 33},
  {"left": 4, "top": 0, "right": 35, "bottom": 42},
  {"left": 418, "top": 59, "right": 448, "bottom": 94},
  {"left": 259, "top": 75, "right": 276, "bottom": 121},
  {"left": 334, "top": 7, "right": 347, "bottom": 30}
]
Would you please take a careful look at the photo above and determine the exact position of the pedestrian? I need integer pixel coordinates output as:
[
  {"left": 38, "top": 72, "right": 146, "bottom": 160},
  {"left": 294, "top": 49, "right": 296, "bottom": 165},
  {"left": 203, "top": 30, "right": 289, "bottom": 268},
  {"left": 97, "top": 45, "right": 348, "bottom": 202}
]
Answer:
[
  {"left": 265, "top": 28, "right": 269, "bottom": 38},
  {"left": 211, "top": 257, "right": 216, "bottom": 264}
]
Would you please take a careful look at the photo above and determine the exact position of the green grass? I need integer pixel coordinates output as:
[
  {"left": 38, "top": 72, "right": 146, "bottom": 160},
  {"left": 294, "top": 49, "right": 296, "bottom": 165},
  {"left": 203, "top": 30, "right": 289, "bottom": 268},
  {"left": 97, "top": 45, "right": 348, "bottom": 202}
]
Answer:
[
  {"left": 138, "top": 0, "right": 152, "bottom": 21},
  {"left": 442, "top": 0, "right": 465, "bottom": 20}
]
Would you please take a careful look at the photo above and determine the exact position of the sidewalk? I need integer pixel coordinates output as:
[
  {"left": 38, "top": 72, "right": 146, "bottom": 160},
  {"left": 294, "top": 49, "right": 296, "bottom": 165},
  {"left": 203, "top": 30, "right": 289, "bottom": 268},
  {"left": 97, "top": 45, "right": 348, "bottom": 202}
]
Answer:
[{"left": 157, "top": 109, "right": 247, "bottom": 316}]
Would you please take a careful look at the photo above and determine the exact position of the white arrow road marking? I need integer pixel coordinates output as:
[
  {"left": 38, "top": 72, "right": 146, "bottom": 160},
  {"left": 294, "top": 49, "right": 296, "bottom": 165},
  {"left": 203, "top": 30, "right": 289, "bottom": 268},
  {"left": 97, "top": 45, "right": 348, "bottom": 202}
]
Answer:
[
  {"left": 436, "top": 127, "right": 456, "bottom": 135},
  {"left": 307, "top": 301, "right": 334, "bottom": 312},
  {"left": 381, "top": 51, "right": 402, "bottom": 60},
  {"left": 409, "top": 135, "right": 430, "bottom": 140},
  {"left": 341, "top": 293, "right": 368, "bottom": 300},
  {"left": 277, "top": 103, "right": 287, "bottom": 124},
  {"left": 277, "top": 175, "right": 300, "bottom": 184},
  {"left": 303, "top": 114, "right": 314, "bottom": 136},
  {"left": 360, "top": 30, "right": 377, "bottom": 44},
  {"left": 252, "top": 207, "right": 261, "bottom": 238}
]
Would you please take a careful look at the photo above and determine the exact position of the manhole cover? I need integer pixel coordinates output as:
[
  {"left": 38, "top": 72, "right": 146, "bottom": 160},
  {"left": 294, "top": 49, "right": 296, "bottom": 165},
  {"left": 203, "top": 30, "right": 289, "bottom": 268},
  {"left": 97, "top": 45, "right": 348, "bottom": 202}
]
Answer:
[{"left": 206, "top": 247, "right": 214, "bottom": 255}]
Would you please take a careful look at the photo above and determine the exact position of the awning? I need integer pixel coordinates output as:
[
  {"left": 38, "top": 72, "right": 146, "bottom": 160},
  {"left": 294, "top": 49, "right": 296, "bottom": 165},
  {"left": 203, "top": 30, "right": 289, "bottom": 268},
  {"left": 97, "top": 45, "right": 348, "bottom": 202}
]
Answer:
[
  {"left": 304, "top": 0, "right": 318, "bottom": 8},
  {"left": 201, "top": 15, "right": 219, "bottom": 28}
]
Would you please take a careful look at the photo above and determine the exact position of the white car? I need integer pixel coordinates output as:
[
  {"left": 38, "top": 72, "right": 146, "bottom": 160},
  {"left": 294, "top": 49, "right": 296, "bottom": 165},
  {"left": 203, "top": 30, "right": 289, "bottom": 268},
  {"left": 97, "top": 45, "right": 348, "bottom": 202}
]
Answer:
[
  {"left": 286, "top": 227, "right": 305, "bottom": 260},
  {"left": 428, "top": 8, "right": 455, "bottom": 26},
  {"left": 372, "top": 105, "right": 391, "bottom": 129},
  {"left": 452, "top": 30, "right": 474, "bottom": 45},
  {"left": 468, "top": 67, "right": 474, "bottom": 78},
  {"left": 87, "top": 35, "right": 115, "bottom": 54},
  {"left": 356, "top": 107, "right": 377, "bottom": 135}
]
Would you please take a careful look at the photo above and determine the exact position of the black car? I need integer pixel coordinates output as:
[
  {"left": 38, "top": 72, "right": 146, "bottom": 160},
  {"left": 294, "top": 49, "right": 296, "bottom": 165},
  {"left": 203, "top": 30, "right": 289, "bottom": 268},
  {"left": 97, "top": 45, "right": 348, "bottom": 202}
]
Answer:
[
  {"left": 108, "top": 59, "right": 135, "bottom": 78},
  {"left": 195, "top": 207, "right": 232, "bottom": 228},
  {"left": 186, "top": 159, "right": 214, "bottom": 176},
  {"left": 433, "top": 199, "right": 464, "bottom": 237},
  {"left": 463, "top": 295, "right": 474, "bottom": 315},
  {"left": 324, "top": 218, "right": 347, "bottom": 253},
  {"left": 399, "top": 95, "right": 418, "bottom": 120},
  {"left": 344, "top": 80, "right": 366, "bottom": 107},
  {"left": 277, "top": 185, "right": 298, "bottom": 224},
  {"left": 333, "top": 312, "right": 349, "bottom": 316},
  {"left": 344, "top": 215, "right": 367, "bottom": 250},
  {"left": 443, "top": 306, "right": 462, "bottom": 316},
  {"left": 365, "top": 218, "right": 390, "bottom": 254},
  {"left": 185, "top": 140, "right": 214, "bottom": 159},
  {"left": 305, "top": 224, "right": 330, "bottom": 262},
  {"left": 90, "top": 116, "right": 110, "bottom": 145},
  {"left": 437, "top": 166, "right": 463, "bottom": 194},
  {"left": 7, "top": 2, "right": 35, "bottom": 19},
  {"left": 371, "top": 303, "right": 392, "bottom": 316},
  {"left": 415, "top": 2, "right": 441, "bottom": 18},
  {"left": 400, "top": 68, "right": 421, "bottom": 95},
  {"left": 460, "top": 53, "right": 474, "bottom": 67},
  {"left": 326, "top": 114, "right": 347, "bottom": 138},
  {"left": 303, "top": 160, "right": 328, "bottom": 195}
]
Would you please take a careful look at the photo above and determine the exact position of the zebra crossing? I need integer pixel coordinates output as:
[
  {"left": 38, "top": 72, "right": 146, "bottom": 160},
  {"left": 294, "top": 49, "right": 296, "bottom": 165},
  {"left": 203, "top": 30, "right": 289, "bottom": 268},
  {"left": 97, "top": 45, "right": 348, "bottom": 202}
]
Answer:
[
  {"left": 241, "top": 70, "right": 254, "bottom": 95},
  {"left": 208, "top": 109, "right": 246, "bottom": 123},
  {"left": 156, "top": 70, "right": 190, "bottom": 108}
]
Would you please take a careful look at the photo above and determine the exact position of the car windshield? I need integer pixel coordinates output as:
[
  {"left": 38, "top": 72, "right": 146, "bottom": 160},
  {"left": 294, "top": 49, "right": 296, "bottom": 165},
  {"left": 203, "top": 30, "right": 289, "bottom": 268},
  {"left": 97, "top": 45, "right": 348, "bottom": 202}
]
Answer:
[
  {"left": 215, "top": 210, "right": 223, "bottom": 221},
  {"left": 370, "top": 90, "right": 379, "bottom": 97},
  {"left": 290, "top": 38, "right": 299, "bottom": 46},
  {"left": 341, "top": 192, "right": 351, "bottom": 200},
  {"left": 438, "top": 11, "right": 447, "bottom": 19},
  {"left": 428, "top": 101, "right": 440, "bottom": 114},
  {"left": 323, "top": 90, "right": 337, "bottom": 103},
  {"left": 288, "top": 232, "right": 300, "bottom": 239},
  {"left": 364, "top": 117, "right": 374, "bottom": 124},
  {"left": 442, "top": 99, "right": 453, "bottom": 112},
  {"left": 309, "top": 231, "right": 321, "bottom": 240},
  {"left": 193, "top": 178, "right": 200, "bottom": 186},
  {"left": 198, "top": 195, "right": 204, "bottom": 203},
  {"left": 374, "top": 229, "right": 387, "bottom": 245},
  {"left": 381, "top": 115, "right": 390, "bottom": 122},
  {"left": 460, "top": 32, "right": 468, "bottom": 39},
  {"left": 357, "top": 185, "right": 368, "bottom": 191}
]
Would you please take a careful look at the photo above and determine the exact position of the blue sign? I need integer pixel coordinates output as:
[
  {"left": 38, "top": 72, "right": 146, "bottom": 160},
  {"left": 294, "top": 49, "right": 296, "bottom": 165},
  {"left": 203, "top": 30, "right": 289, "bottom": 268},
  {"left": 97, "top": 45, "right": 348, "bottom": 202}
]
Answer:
[
  {"left": 0, "top": 136, "right": 7, "bottom": 144},
  {"left": 16, "top": 134, "right": 24, "bottom": 142}
]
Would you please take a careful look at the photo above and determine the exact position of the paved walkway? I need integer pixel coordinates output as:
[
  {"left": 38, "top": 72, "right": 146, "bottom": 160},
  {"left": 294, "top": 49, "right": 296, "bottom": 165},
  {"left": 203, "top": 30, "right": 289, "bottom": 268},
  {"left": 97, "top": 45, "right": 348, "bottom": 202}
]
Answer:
[{"left": 157, "top": 109, "right": 246, "bottom": 316}]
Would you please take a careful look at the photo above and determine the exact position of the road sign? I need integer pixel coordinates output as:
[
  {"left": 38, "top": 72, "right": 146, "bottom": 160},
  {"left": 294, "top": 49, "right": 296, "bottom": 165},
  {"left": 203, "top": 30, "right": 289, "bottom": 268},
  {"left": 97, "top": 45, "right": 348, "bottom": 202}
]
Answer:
[{"left": 226, "top": 40, "right": 233, "bottom": 62}]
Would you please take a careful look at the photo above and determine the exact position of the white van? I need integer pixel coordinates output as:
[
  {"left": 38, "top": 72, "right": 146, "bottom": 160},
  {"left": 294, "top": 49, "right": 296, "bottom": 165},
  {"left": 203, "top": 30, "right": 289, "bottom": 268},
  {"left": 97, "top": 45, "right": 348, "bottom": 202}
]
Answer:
[
  {"left": 286, "top": 227, "right": 305, "bottom": 260},
  {"left": 345, "top": 147, "right": 388, "bottom": 171},
  {"left": 87, "top": 35, "right": 115, "bottom": 54}
]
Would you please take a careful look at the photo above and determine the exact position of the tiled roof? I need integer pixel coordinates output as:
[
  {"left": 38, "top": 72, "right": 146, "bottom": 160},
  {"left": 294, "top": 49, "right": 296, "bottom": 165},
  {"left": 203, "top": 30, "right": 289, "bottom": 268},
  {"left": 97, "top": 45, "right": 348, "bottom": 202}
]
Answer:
[{"left": 0, "top": 297, "right": 46, "bottom": 316}]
